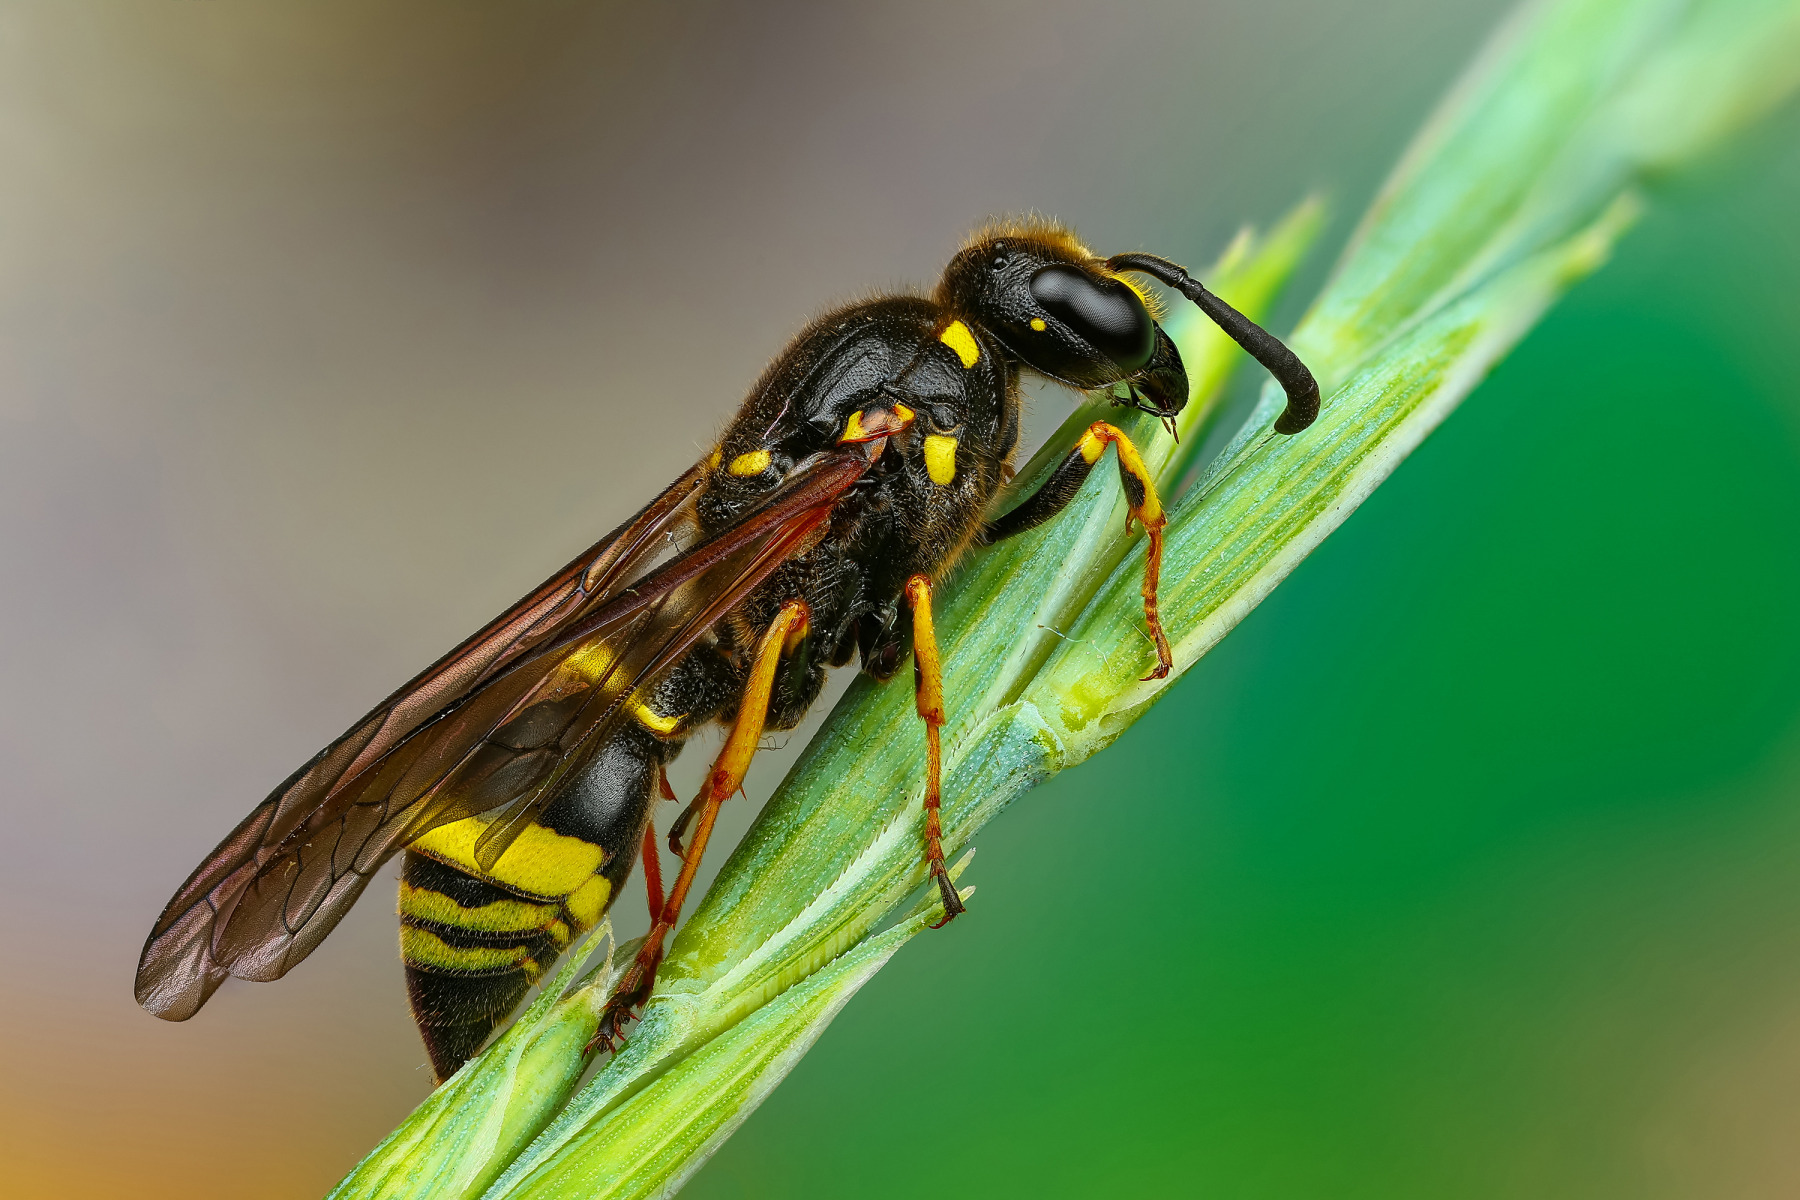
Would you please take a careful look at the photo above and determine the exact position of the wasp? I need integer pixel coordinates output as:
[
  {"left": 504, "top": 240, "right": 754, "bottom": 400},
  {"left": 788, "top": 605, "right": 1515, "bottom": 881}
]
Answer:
[{"left": 135, "top": 219, "right": 1318, "bottom": 1080}]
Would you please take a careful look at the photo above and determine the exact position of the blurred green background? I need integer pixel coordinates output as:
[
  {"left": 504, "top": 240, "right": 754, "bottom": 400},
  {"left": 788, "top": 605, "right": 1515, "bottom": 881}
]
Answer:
[{"left": 2, "top": 2, "right": 1797, "bottom": 1198}]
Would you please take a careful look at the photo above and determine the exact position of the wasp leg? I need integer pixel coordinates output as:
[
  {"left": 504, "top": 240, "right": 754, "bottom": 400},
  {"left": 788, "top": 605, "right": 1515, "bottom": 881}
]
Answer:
[
  {"left": 589, "top": 597, "right": 811, "bottom": 1054},
  {"left": 979, "top": 421, "right": 1173, "bottom": 680},
  {"left": 666, "top": 798, "right": 700, "bottom": 859},
  {"left": 903, "top": 576, "right": 965, "bottom": 929},
  {"left": 660, "top": 768, "right": 701, "bottom": 859},
  {"left": 641, "top": 772, "right": 667, "bottom": 923}
]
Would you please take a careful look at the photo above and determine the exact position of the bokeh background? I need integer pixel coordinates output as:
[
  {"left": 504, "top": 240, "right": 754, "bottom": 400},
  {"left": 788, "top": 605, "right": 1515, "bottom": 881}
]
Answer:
[{"left": 3, "top": 2, "right": 1798, "bottom": 1197}]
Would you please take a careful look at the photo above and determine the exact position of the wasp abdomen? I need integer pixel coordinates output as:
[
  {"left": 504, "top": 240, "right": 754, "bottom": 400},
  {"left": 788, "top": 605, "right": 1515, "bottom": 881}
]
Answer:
[
  {"left": 399, "top": 852, "right": 579, "bottom": 1074},
  {"left": 398, "top": 721, "right": 669, "bottom": 1079}
]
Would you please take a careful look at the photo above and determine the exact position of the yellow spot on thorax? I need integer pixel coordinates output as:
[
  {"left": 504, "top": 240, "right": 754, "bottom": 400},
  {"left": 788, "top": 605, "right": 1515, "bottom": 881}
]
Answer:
[
  {"left": 939, "top": 320, "right": 980, "bottom": 368},
  {"left": 410, "top": 818, "right": 607, "bottom": 901},
  {"left": 728, "top": 449, "right": 771, "bottom": 476},
  {"left": 633, "top": 702, "right": 684, "bottom": 736},
  {"left": 1030, "top": 318, "right": 1047, "bottom": 332},
  {"left": 923, "top": 435, "right": 958, "bottom": 486},
  {"left": 706, "top": 447, "right": 722, "bottom": 470}
]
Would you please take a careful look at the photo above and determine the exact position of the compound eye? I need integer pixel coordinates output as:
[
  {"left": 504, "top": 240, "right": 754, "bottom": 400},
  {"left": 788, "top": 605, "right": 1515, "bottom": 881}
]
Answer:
[{"left": 1028, "top": 265, "right": 1155, "bottom": 372}]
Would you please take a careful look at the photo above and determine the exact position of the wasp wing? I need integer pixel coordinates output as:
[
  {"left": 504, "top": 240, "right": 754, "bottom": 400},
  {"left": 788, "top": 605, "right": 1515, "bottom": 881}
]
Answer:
[{"left": 136, "top": 449, "right": 872, "bottom": 1020}]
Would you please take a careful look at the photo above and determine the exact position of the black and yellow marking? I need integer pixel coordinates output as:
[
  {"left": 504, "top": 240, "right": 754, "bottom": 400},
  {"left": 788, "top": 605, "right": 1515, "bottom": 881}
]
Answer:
[
  {"left": 399, "top": 877, "right": 556, "bottom": 935},
  {"left": 923, "top": 434, "right": 959, "bottom": 486},
  {"left": 399, "top": 852, "right": 572, "bottom": 1074},
  {"left": 632, "top": 699, "right": 685, "bottom": 737},
  {"left": 980, "top": 420, "right": 1172, "bottom": 678},
  {"left": 409, "top": 817, "right": 606, "bottom": 901},
  {"left": 728, "top": 448, "right": 771, "bottom": 476},
  {"left": 985, "top": 421, "right": 1163, "bottom": 539},
  {"left": 938, "top": 319, "right": 981, "bottom": 368},
  {"left": 400, "top": 719, "right": 668, "bottom": 1079},
  {"left": 839, "top": 404, "right": 914, "bottom": 445}
]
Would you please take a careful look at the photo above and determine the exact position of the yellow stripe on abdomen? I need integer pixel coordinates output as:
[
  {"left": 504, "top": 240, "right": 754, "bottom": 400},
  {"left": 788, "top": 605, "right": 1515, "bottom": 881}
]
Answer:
[
  {"left": 398, "top": 881, "right": 556, "bottom": 934},
  {"left": 410, "top": 817, "right": 606, "bottom": 900},
  {"left": 564, "top": 874, "right": 612, "bottom": 927},
  {"left": 400, "top": 925, "right": 543, "bottom": 980}
]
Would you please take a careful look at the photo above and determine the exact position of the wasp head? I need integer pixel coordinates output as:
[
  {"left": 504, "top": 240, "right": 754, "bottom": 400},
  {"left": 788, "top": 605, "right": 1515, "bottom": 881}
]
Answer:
[{"left": 937, "top": 218, "right": 1188, "bottom": 419}]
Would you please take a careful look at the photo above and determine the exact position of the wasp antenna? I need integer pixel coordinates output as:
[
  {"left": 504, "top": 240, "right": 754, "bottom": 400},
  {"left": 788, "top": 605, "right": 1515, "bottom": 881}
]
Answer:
[{"left": 1106, "top": 252, "right": 1320, "bottom": 435}]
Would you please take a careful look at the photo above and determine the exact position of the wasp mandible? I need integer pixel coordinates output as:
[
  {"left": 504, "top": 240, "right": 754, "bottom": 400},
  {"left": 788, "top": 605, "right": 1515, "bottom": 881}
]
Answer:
[{"left": 135, "top": 219, "right": 1319, "bottom": 1080}]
